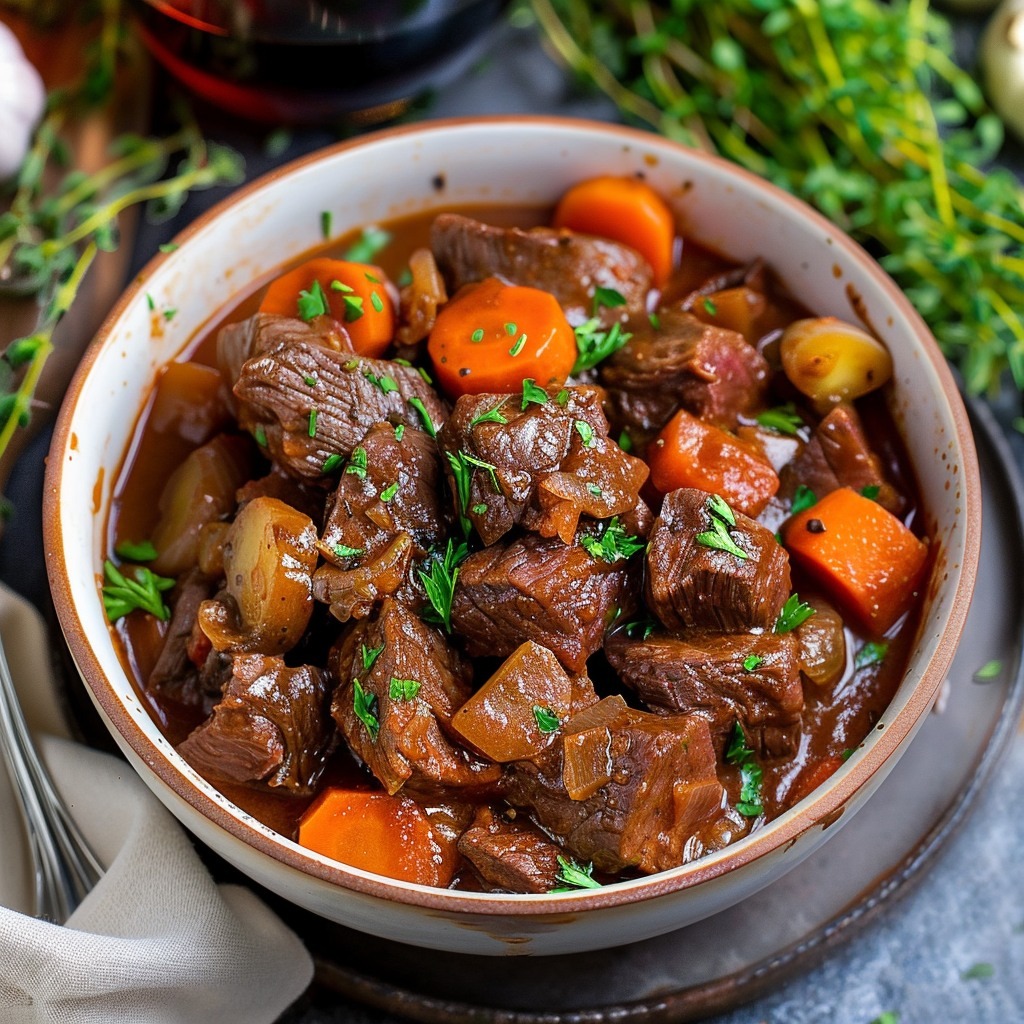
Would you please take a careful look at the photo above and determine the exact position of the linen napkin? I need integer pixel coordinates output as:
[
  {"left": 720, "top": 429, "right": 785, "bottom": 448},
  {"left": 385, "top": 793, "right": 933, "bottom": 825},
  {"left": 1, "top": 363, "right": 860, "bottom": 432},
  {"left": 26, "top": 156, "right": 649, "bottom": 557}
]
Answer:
[{"left": 0, "top": 584, "right": 314, "bottom": 1023}]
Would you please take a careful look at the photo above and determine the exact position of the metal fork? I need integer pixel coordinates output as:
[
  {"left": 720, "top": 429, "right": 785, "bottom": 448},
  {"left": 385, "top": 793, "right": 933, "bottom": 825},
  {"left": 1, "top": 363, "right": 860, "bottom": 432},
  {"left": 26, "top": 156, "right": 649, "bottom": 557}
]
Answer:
[{"left": 0, "top": 632, "right": 103, "bottom": 922}]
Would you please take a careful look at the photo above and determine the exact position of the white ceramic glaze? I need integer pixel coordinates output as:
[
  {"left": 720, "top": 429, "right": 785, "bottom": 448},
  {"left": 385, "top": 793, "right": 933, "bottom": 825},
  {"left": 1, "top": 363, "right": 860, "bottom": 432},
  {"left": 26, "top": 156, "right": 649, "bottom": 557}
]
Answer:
[{"left": 44, "top": 118, "right": 980, "bottom": 956}]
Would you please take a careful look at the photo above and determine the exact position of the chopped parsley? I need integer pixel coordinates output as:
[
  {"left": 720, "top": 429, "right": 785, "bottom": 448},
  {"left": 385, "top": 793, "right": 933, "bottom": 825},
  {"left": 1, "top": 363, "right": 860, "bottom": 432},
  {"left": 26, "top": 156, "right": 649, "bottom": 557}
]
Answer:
[
  {"left": 101, "top": 560, "right": 174, "bottom": 623},
  {"left": 574, "top": 420, "right": 596, "bottom": 447},
  {"left": 592, "top": 285, "right": 626, "bottom": 314},
  {"left": 521, "top": 378, "right": 548, "bottom": 409},
  {"left": 114, "top": 539, "right": 158, "bottom": 562},
  {"left": 774, "top": 593, "right": 815, "bottom": 633},
  {"left": 504, "top": 321, "right": 518, "bottom": 336},
  {"left": 471, "top": 328, "right": 484, "bottom": 343},
  {"left": 331, "top": 279, "right": 354, "bottom": 294},
  {"left": 791, "top": 484, "right": 817, "bottom": 514},
  {"left": 855, "top": 641, "right": 889, "bottom": 671},
  {"left": 757, "top": 403, "right": 804, "bottom": 436},
  {"left": 418, "top": 538, "right": 468, "bottom": 633},
  {"left": 555, "top": 388, "right": 569, "bottom": 406},
  {"left": 472, "top": 503, "right": 488, "bottom": 515},
  {"left": 742, "top": 654, "right": 763, "bottom": 671},
  {"left": 158, "top": 242, "right": 178, "bottom": 253},
  {"left": 509, "top": 333, "right": 527, "bottom": 357},
  {"left": 572, "top": 318, "right": 631, "bottom": 374},
  {"left": 370, "top": 290, "right": 384, "bottom": 313},
  {"left": 696, "top": 494, "right": 747, "bottom": 560},
  {"left": 617, "top": 429, "right": 633, "bottom": 453},
  {"left": 253, "top": 425, "right": 267, "bottom": 448},
  {"left": 343, "top": 295, "right": 365, "bottom": 322},
  {"left": 364, "top": 370, "right": 398, "bottom": 395},
  {"left": 389, "top": 678, "right": 422, "bottom": 702},
  {"left": 869, "top": 1014, "right": 900, "bottom": 1024},
  {"left": 961, "top": 963, "right": 995, "bottom": 981},
  {"left": 304, "top": 374, "right": 318, "bottom": 387},
  {"left": 408, "top": 396, "right": 437, "bottom": 437},
  {"left": 332, "top": 543, "right": 365, "bottom": 559},
  {"left": 470, "top": 398, "right": 509, "bottom": 428},
  {"left": 352, "top": 679, "right": 380, "bottom": 741},
  {"left": 344, "top": 226, "right": 391, "bottom": 263},
  {"left": 624, "top": 614, "right": 657, "bottom": 639},
  {"left": 320, "top": 210, "right": 332, "bottom": 240},
  {"left": 551, "top": 856, "right": 602, "bottom": 892},
  {"left": 861, "top": 484, "right": 881, "bottom": 500},
  {"left": 163, "top": 307, "right": 177, "bottom": 322},
  {"left": 379, "top": 481, "right": 399, "bottom": 502},
  {"left": 702, "top": 296, "right": 718, "bottom": 316},
  {"left": 581, "top": 517, "right": 644, "bottom": 563},
  {"left": 145, "top": 292, "right": 155, "bottom": 311},
  {"left": 307, "top": 408, "right": 318, "bottom": 437},
  {"left": 587, "top": 483, "right": 602, "bottom": 497},
  {"left": 394, "top": 423, "right": 405, "bottom": 441},
  {"left": 322, "top": 453, "right": 344, "bottom": 474},
  {"left": 532, "top": 705, "right": 561, "bottom": 734},
  {"left": 648, "top": 311, "right": 661, "bottom": 329},
  {"left": 446, "top": 450, "right": 502, "bottom": 536},
  {"left": 346, "top": 446, "right": 368, "bottom": 479},
  {"left": 974, "top": 659, "right": 1002, "bottom": 682},
  {"left": 297, "top": 279, "right": 329, "bottom": 321},
  {"left": 725, "top": 722, "right": 763, "bottom": 817},
  {"left": 361, "top": 643, "right": 384, "bottom": 671}
]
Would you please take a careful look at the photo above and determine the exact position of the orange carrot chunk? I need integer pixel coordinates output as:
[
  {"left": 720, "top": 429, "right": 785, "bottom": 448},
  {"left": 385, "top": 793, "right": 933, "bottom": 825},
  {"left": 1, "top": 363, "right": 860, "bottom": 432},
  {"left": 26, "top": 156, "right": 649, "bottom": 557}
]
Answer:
[
  {"left": 259, "top": 257, "right": 395, "bottom": 358},
  {"left": 297, "top": 788, "right": 460, "bottom": 887},
  {"left": 646, "top": 408, "right": 779, "bottom": 517},
  {"left": 553, "top": 175, "right": 675, "bottom": 286},
  {"left": 427, "top": 277, "right": 576, "bottom": 398},
  {"left": 782, "top": 486, "right": 928, "bottom": 634}
]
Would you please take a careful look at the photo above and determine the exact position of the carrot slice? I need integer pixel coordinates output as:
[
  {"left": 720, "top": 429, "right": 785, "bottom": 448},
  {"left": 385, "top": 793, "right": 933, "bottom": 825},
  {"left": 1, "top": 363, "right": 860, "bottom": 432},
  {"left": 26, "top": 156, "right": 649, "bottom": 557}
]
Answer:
[
  {"left": 553, "top": 175, "right": 675, "bottom": 286},
  {"left": 259, "top": 257, "right": 394, "bottom": 358},
  {"left": 782, "top": 486, "right": 928, "bottom": 634},
  {"left": 297, "top": 788, "right": 460, "bottom": 887},
  {"left": 646, "top": 408, "right": 779, "bottom": 517},
  {"left": 427, "top": 277, "right": 576, "bottom": 397},
  {"left": 787, "top": 754, "right": 845, "bottom": 806}
]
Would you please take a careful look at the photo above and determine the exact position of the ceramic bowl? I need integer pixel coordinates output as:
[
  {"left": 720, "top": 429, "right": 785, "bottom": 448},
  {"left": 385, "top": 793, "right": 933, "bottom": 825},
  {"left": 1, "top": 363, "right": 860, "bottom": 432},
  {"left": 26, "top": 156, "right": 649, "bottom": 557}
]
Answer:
[{"left": 44, "top": 117, "right": 980, "bottom": 956}]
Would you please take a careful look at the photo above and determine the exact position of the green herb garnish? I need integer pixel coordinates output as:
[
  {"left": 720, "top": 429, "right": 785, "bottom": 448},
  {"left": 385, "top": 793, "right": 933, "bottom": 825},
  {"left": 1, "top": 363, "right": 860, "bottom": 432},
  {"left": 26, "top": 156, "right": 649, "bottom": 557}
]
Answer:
[
  {"left": 974, "top": 659, "right": 1002, "bottom": 682},
  {"left": 471, "top": 328, "right": 484, "bottom": 343},
  {"left": 505, "top": 321, "right": 518, "bottom": 336},
  {"left": 757, "top": 404, "right": 804, "bottom": 437},
  {"left": 101, "top": 560, "right": 174, "bottom": 623},
  {"left": 158, "top": 243, "right": 179, "bottom": 254},
  {"left": 555, "top": 388, "right": 569, "bottom": 406},
  {"left": 702, "top": 297, "right": 718, "bottom": 316},
  {"left": 352, "top": 679, "right": 379, "bottom": 741},
  {"left": 379, "top": 481, "right": 399, "bottom": 502},
  {"left": 364, "top": 370, "right": 398, "bottom": 395},
  {"left": 418, "top": 538, "right": 468, "bottom": 633},
  {"left": 592, "top": 285, "right": 626, "bottom": 314},
  {"left": 253, "top": 425, "right": 267, "bottom": 448},
  {"left": 572, "top": 318, "right": 631, "bottom": 374},
  {"left": 472, "top": 503, "right": 488, "bottom": 514},
  {"left": 343, "top": 295, "right": 365, "bottom": 322},
  {"left": 742, "top": 654, "right": 763, "bottom": 671},
  {"left": 370, "top": 291, "right": 384, "bottom": 313},
  {"left": 307, "top": 407, "right": 318, "bottom": 437},
  {"left": 114, "top": 539, "right": 158, "bottom": 562},
  {"left": 552, "top": 856, "right": 602, "bottom": 892},
  {"left": 362, "top": 643, "right": 384, "bottom": 671},
  {"left": 532, "top": 705, "right": 561, "bottom": 734},
  {"left": 346, "top": 446, "right": 368, "bottom": 479},
  {"left": 344, "top": 226, "right": 391, "bottom": 263},
  {"left": 791, "top": 485, "right": 817, "bottom": 515},
  {"left": 509, "top": 333, "right": 527, "bottom": 357},
  {"left": 961, "top": 963, "right": 995, "bottom": 981},
  {"left": 581, "top": 517, "right": 644, "bottom": 563},
  {"left": 725, "top": 721, "right": 763, "bottom": 818},
  {"left": 162, "top": 307, "right": 177, "bottom": 322},
  {"left": 574, "top": 420, "right": 595, "bottom": 447},
  {"left": 775, "top": 594, "right": 815, "bottom": 634},
  {"left": 304, "top": 374, "right": 318, "bottom": 387},
  {"left": 297, "top": 279, "right": 329, "bottom": 321},
  {"left": 322, "top": 453, "right": 344, "bottom": 474},
  {"left": 389, "top": 678, "right": 421, "bottom": 702},
  {"left": 696, "top": 494, "right": 747, "bottom": 560},
  {"left": 470, "top": 398, "right": 510, "bottom": 428},
  {"left": 624, "top": 614, "right": 657, "bottom": 640},
  {"left": 855, "top": 641, "right": 889, "bottom": 670},
  {"left": 861, "top": 484, "right": 881, "bottom": 501},
  {"left": 408, "top": 396, "right": 437, "bottom": 437},
  {"left": 332, "top": 543, "right": 365, "bottom": 559},
  {"left": 521, "top": 378, "right": 548, "bottom": 409},
  {"left": 320, "top": 210, "right": 332, "bottom": 240}
]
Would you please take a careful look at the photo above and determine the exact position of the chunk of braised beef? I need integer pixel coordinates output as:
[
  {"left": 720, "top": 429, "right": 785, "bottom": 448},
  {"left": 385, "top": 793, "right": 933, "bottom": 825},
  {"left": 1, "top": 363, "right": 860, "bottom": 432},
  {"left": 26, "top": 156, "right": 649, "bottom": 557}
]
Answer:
[
  {"left": 605, "top": 628, "right": 803, "bottom": 759},
  {"left": 437, "top": 385, "right": 648, "bottom": 546},
  {"left": 601, "top": 309, "right": 770, "bottom": 439},
  {"left": 450, "top": 529, "right": 641, "bottom": 673},
  {"left": 457, "top": 808, "right": 567, "bottom": 894},
  {"left": 676, "top": 260, "right": 769, "bottom": 345},
  {"left": 232, "top": 345, "right": 447, "bottom": 480},
  {"left": 778, "top": 403, "right": 903, "bottom": 515},
  {"left": 177, "top": 653, "right": 334, "bottom": 794},
  {"left": 430, "top": 213, "right": 650, "bottom": 326},
  {"left": 645, "top": 488, "right": 791, "bottom": 632},
  {"left": 504, "top": 696, "right": 729, "bottom": 875},
  {"left": 329, "top": 599, "right": 502, "bottom": 800}
]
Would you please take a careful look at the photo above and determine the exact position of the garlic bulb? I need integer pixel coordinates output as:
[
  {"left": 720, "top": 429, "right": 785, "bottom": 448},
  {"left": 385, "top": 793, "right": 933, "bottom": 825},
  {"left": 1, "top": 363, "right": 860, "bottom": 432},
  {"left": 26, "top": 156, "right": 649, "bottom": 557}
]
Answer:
[
  {"left": 981, "top": 0, "right": 1024, "bottom": 142},
  {"left": 0, "top": 23, "right": 45, "bottom": 181}
]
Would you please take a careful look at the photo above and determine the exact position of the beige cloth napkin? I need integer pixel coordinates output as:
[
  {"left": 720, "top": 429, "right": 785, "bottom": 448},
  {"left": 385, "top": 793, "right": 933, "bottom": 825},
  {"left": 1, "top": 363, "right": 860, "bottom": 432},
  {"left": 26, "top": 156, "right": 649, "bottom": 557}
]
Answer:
[{"left": 0, "top": 585, "right": 314, "bottom": 1022}]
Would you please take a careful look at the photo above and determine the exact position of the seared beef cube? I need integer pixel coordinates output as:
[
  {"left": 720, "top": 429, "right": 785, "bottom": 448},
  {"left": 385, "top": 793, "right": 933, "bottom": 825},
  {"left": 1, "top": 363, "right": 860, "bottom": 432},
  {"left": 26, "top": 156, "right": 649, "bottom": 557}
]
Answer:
[
  {"left": 505, "top": 696, "right": 727, "bottom": 875},
  {"left": 457, "top": 809, "right": 566, "bottom": 894},
  {"left": 645, "top": 488, "right": 791, "bottom": 632},
  {"left": 451, "top": 641, "right": 598, "bottom": 762},
  {"left": 232, "top": 344, "right": 447, "bottom": 480},
  {"left": 177, "top": 653, "right": 333, "bottom": 794},
  {"left": 438, "top": 385, "right": 648, "bottom": 546},
  {"left": 312, "top": 422, "right": 449, "bottom": 621},
  {"left": 601, "top": 309, "right": 770, "bottom": 437},
  {"left": 431, "top": 213, "right": 651, "bottom": 327},
  {"left": 605, "top": 628, "right": 803, "bottom": 759},
  {"left": 778, "top": 403, "right": 903, "bottom": 515},
  {"left": 148, "top": 569, "right": 217, "bottom": 709},
  {"left": 451, "top": 530, "right": 641, "bottom": 673},
  {"left": 330, "top": 599, "right": 501, "bottom": 799}
]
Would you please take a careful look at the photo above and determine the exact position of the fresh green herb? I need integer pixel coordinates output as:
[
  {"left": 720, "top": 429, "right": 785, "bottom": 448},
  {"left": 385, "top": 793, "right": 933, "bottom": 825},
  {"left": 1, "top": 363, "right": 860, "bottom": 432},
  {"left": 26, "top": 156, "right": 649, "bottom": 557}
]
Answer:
[
  {"left": 572, "top": 318, "right": 632, "bottom": 374},
  {"left": 555, "top": 388, "right": 569, "bottom": 406},
  {"left": 974, "top": 659, "right": 1002, "bottom": 682},
  {"left": 162, "top": 307, "right": 177, "bottom": 322},
  {"left": 551, "top": 855, "right": 602, "bottom": 892},
  {"left": 702, "top": 297, "right": 718, "bottom": 316},
  {"left": 364, "top": 370, "right": 398, "bottom": 395},
  {"left": 297, "top": 279, "right": 329, "bottom": 321},
  {"left": 398, "top": 267, "right": 413, "bottom": 288},
  {"left": 330, "top": 280, "right": 354, "bottom": 294},
  {"left": 775, "top": 594, "right": 816, "bottom": 634},
  {"left": 757, "top": 404, "right": 804, "bottom": 437},
  {"left": 408, "top": 396, "right": 437, "bottom": 437},
  {"left": 362, "top": 643, "right": 384, "bottom": 671},
  {"left": 322, "top": 453, "right": 344, "bottom": 474},
  {"left": 581, "top": 517, "right": 645, "bottom": 563},
  {"left": 343, "top": 295, "right": 365, "bottom": 322},
  {"left": 333, "top": 543, "right": 365, "bottom": 559},
  {"left": 742, "top": 654, "right": 763, "bottom": 671},
  {"left": 320, "top": 210, "right": 332, "bottom": 240},
  {"left": 346, "top": 446, "right": 368, "bottom": 479},
  {"left": 504, "top": 321, "right": 518, "bottom": 336},
  {"left": 379, "top": 481, "right": 399, "bottom": 502},
  {"left": 961, "top": 963, "right": 995, "bottom": 981},
  {"left": 587, "top": 483, "right": 602, "bottom": 497},
  {"left": 114, "top": 539, "right": 158, "bottom": 562},
  {"left": 791, "top": 485, "right": 818, "bottom": 515},
  {"left": 307, "top": 408, "right": 318, "bottom": 437},
  {"left": 592, "top": 285, "right": 626, "bottom": 314},
  {"left": 470, "top": 398, "right": 510, "bottom": 428},
  {"left": 264, "top": 128, "right": 291, "bottom": 157},
  {"left": 648, "top": 312, "right": 661, "bottom": 330},
  {"left": 471, "top": 328, "right": 485, "bottom": 343},
  {"left": 624, "top": 614, "right": 657, "bottom": 639},
  {"left": 472, "top": 503, "right": 488, "bottom": 514},
  {"left": 533, "top": 705, "right": 561, "bottom": 734},
  {"left": 575, "top": 420, "right": 596, "bottom": 447},
  {"left": 869, "top": 1014, "right": 900, "bottom": 1024},
  {"left": 344, "top": 226, "right": 391, "bottom": 263},
  {"left": 370, "top": 291, "right": 384, "bottom": 313},
  {"left": 696, "top": 495, "right": 747, "bottom": 560},
  {"left": 389, "top": 678, "right": 422, "bottom": 702},
  {"left": 352, "top": 679, "right": 380, "bottom": 741},
  {"left": 145, "top": 292, "right": 155, "bottom": 311},
  {"left": 394, "top": 424, "right": 405, "bottom": 442},
  {"left": 158, "top": 243, "right": 179, "bottom": 254},
  {"left": 725, "top": 722, "right": 763, "bottom": 817},
  {"left": 253, "top": 425, "right": 267, "bottom": 448},
  {"left": 521, "top": 378, "right": 548, "bottom": 409},
  {"left": 418, "top": 538, "right": 469, "bottom": 633},
  {"left": 861, "top": 484, "right": 882, "bottom": 501},
  {"left": 855, "top": 641, "right": 890, "bottom": 670},
  {"left": 841, "top": 748, "right": 856, "bottom": 761},
  {"left": 365, "top": 272, "right": 382, "bottom": 284},
  {"left": 418, "top": 365, "right": 434, "bottom": 385},
  {"left": 303, "top": 374, "right": 318, "bottom": 387},
  {"left": 617, "top": 429, "right": 633, "bottom": 453},
  {"left": 509, "top": 333, "right": 528, "bottom": 357},
  {"left": 101, "top": 560, "right": 175, "bottom": 623}
]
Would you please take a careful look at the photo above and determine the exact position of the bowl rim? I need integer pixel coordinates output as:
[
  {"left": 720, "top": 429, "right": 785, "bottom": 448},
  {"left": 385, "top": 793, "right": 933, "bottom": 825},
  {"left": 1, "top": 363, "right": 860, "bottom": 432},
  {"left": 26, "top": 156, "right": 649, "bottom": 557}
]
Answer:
[{"left": 44, "top": 114, "right": 982, "bottom": 916}]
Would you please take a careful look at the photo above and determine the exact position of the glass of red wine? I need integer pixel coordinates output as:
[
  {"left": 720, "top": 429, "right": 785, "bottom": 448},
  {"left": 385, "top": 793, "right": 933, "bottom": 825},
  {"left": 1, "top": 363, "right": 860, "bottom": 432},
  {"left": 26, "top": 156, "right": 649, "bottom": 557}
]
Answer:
[{"left": 132, "top": 0, "right": 508, "bottom": 123}]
